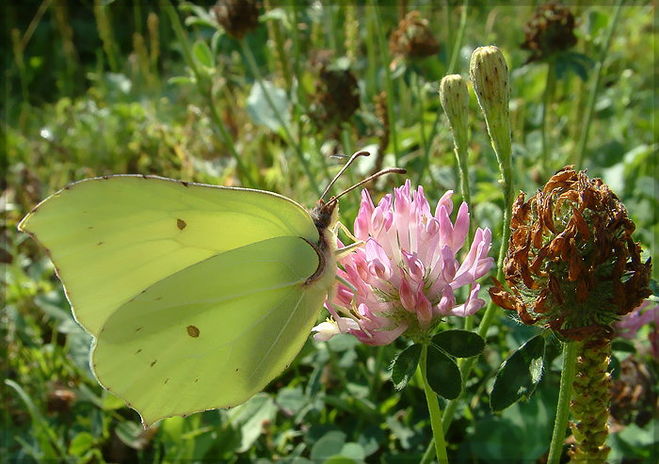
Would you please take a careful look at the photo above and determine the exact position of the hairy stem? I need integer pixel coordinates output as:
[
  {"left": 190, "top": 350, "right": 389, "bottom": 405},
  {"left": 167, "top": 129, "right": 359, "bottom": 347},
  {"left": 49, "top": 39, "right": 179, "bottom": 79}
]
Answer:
[
  {"left": 547, "top": 341, "right": 578, "bottom": 464},
  {"left": 419, "top": 344, "right": 450, "bottom": 464}
]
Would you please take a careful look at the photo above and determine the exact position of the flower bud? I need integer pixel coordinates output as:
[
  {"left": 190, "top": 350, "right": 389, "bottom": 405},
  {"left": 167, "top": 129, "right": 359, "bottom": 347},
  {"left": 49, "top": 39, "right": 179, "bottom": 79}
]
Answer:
[
  {"left": 469, "top": 46, "right": 511, "bottom": 161},
  {"left": 439, "top": 74, "right": 470, "bottom": 153}
]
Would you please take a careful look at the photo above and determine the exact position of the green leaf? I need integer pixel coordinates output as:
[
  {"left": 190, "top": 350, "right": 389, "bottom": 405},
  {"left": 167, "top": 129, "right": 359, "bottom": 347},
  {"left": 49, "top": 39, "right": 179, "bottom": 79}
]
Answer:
[
  {"left": 68, "top": 432, "right": 94, "bottom": 457},
  {"left": 310, "top": 431, "right": 347, "bottom": 461},
  {"left": 490, "top": 334, "right": 546, "bottom": 411},
  {"left": 555, "top": 52, "right": 594, "bottom": 81},
  {"left": 192, "top": 40, "right": 214, "bottom": 69},
  {"left": 115, "top": 421, "right": 146, "bottom": 450},
  {"left": 432, "top": 330, "right": 485, "bottom": 358},
  {"left": 390, "top": 344, "right": 421, "bottom": 390},
  {"left": 246, "top": 81, "right": 290, "bottom": 132},
  {"left": 426, "top": 345, "right": 462, "bottom": 400},
  {"left": 650, "top": 279, "right": 658, "bottom": 297},
  {"left": 228, "top": 393, "right": 277, "bottom": 452}
]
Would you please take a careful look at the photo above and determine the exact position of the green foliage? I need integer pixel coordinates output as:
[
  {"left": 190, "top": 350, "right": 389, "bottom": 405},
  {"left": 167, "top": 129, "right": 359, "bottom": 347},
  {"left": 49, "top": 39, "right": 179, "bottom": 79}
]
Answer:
[
  {"left": 390, "top": 344, "right": 421, "bottom": 391},
  {"left": 4, "top": 1, "right": 657, "bottom": 462},
  {"left": 425, "top": 346, "right": 461, "bottom": 400},
  {"left": 432, "top": 330, "right": 485, "bottom": 358},
  {"left": 490, "top": 334, "right": 546, "bottom": 412}
]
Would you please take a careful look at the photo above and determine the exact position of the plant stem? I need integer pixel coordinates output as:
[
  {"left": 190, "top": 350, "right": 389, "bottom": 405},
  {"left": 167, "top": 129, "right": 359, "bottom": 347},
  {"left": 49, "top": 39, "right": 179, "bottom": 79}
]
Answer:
[
  {"left": 547, "top": 341, "right": 578, "bottom": 464},
  {"left": 239, "top": 39, "right": 321, "bottom": 195},
  {"left": 419, "top": 344, "right": 450, "bottom": 464},
  {"left": 163, "top": 0, "right": 255, "bottom": 186},
  {"left": 447, "top": 0, "right": 469, "bottom": 74},
  {"left": 575, "top": 0, "right": 623, "bottom": 169},
  {"left": 438, "top": 56, "right": 516, "bottom": 433},
  {"left": 370, "top": 1, "right": 400, "bottom": 162},
  {"left": 414, "top": 73, "right": 431, "bottom": 185},
  {"left": 540, "top": 60, "right": 556, "bottom": 178}
]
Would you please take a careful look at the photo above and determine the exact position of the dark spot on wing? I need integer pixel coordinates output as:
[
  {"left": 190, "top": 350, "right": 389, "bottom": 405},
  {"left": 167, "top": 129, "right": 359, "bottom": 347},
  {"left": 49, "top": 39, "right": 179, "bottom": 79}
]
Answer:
[
  {"left": 150, "top": 360, "right": 157, "bottom": 367},
  {"left": 136, "top": 327, "right": 143, "bottom": 332},
  {"left": 187, "top": 325, "right": 200, "bottom": 338},
  {"left": 177, "top": 219, "right": 187, "bottom": 230},
  {"left": 136, "top": 349, "right": 142, "bottom": 354},
  {"left": 235, "top": 368, "right": 239, "bottom": 372},
  {"left": 194, "top": 378, "right": 199, "bottom": 383}
]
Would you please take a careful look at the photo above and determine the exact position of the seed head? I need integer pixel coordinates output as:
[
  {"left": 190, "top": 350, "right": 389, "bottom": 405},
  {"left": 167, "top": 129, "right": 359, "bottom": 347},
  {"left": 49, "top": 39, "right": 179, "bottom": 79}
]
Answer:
[
  {"left": 213, "top": 0, "right": 259, "bottom": 40},
  {"left": 389, "top": 11, "right": 440, "bottom": 60},
  {"left": 522, "top": 2, "right": 578, "bottom": 63},
  {"left": 490, "top": 166, "right": 652, "bottom": 341}
]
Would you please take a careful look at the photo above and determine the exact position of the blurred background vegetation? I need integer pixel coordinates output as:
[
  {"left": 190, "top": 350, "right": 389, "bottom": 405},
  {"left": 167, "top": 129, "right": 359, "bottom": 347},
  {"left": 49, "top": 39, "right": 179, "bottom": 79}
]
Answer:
[{"left": 3, "top": 1, "right": 657, "bottom": 462}]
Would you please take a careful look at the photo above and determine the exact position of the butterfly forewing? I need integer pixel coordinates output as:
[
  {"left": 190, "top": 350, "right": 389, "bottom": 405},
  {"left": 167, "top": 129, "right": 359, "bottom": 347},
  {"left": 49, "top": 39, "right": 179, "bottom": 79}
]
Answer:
[{"left": 18, "top": 176, "right": 319, "bottom": 335}]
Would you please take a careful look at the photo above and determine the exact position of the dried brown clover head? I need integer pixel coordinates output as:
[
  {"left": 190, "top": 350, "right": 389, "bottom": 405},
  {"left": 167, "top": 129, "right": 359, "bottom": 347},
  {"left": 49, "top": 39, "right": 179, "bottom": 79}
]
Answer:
[
  {"left": 213, "top": 0, "right": 259, "bottom": 40},
  {"left": 521, "top": 2, "right": 577, "bottom": 63},
  {"left": 311, "top": 61, "right": 360, "bottom": 129},
  {"left": 490, "top": 166, "right": 652, "bottom": 341},
  {"left": 389, "top": 11, "right": 440, "bottom": 60}
]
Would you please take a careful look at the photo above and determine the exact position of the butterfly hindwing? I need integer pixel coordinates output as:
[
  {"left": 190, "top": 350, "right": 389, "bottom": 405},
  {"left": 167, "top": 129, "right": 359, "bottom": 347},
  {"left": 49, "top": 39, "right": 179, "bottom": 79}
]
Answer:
[{"left": 93, "top": 235, "right": 325, "bottom": 426}]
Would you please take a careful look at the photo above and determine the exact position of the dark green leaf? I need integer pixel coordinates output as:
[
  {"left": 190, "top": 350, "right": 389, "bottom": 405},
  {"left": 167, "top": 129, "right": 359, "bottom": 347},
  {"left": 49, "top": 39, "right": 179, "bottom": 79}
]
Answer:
[
  {"left": 432, "top": 330, "right": 485, "bottom": 358},
  {"left": 310, "top": 431, "right": 346, "bottom": 461},
  {"left": 426, "top": 345, "right": 461, "bottom": 400},
  {"left": 192, "top": 40, "right": 214, "bottom": 69},
  {"left": 246, "top": 81, "right": 290, "bottom": 132},
  {"left": 490, "top": 335, "right": 546, "bottom": 411},
  {"left": 555, "top": 52, "right": 594, "bottom": 81},
  {"left": 650, "top": 279, "right": 658, "bottom": 297},
  {"left": 390, "top": 344, "right": 421, "bottom": 390}
]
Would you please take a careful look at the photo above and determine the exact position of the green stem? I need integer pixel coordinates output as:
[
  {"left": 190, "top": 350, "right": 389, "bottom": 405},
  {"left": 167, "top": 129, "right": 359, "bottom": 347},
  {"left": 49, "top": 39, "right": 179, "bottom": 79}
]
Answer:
[
  {"left": 575, "top": 0, "right": 624, "bottom": 169},
  {"left": 540, "top": 60, "right": 556, "bottom": 178},
  {"left": 370, "top": 1, "right": 400, "bottom": 162},
  {"left": 419, "top": 344, "right": 450, "bottom": 464},
  {"left": 163, "top": 0, "right": 255, "bottom": 186},
  {"left": 547, "top": 341, "right": 578, "bottom": 464},
  {"left": 239, "top": 39, "right": 321, "bottom": 195},
  {"left": 370, "top": 345, "right": 385, "bottom": 400},
  {"left": 447, "top": 0, "right": 469, "bottom": 74},
  {"left": 414, "top": 73, "right": 431, "bottom": 185},
  {"left": 438, "top": 80, "right": 515, "bottom": 434}
]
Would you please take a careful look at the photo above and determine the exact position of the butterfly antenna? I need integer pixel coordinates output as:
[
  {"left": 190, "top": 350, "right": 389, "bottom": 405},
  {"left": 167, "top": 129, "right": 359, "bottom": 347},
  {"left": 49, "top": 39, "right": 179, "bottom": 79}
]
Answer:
[
  {"left": 320, "top": 150, "right": 371, "bottom": 201},
  {"left": 325, "top": 167, "right": 407, "bottom": 207}
]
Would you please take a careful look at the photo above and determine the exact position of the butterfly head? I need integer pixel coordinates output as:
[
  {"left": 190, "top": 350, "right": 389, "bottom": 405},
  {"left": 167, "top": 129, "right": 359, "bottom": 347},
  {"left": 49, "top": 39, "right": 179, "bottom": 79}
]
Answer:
[{"left": 311, "top": 199, "right": 339, "bottom": 233}]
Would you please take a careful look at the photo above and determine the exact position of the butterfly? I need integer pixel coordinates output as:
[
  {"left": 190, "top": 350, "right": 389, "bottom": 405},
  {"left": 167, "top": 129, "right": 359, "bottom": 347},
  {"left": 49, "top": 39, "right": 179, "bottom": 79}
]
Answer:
[{"left": 18, "top": 151, "right": 403, "bottom": 427}]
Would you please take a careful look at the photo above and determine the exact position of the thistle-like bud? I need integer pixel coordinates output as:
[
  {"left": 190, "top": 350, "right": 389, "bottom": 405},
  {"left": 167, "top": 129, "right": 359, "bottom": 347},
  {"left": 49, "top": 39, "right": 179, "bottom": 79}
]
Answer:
[
  {"left": 522, "top": 2, "right": 577, "bottom": 63},
  {"left": 213, "top": 0, "right": 259, "bottom": 40},
  {"left": 469, "top": 46, "right": 511, "bottom": 162},
  {"left": 439, "top": 74, "right": 470, "bottom": 154},
  {"left": 489, "top": 166, "right": 652, "bottom": 341},
  {"left": 389, "top": 11, "right": 440, "bottom": 60}
]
